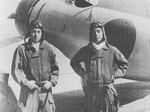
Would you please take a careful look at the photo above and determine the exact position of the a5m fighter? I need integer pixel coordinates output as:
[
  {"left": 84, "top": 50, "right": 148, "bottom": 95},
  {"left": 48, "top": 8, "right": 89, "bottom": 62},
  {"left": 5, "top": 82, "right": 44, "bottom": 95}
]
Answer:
[{"left": 11, "top": 0, "right": 150, "bottom": 81}]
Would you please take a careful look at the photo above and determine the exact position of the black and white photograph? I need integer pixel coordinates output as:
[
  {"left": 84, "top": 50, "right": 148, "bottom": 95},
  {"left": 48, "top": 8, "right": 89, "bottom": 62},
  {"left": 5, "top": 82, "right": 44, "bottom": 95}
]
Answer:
[{"left": 0, "top": 0, "right": 150, "bottom": 112}]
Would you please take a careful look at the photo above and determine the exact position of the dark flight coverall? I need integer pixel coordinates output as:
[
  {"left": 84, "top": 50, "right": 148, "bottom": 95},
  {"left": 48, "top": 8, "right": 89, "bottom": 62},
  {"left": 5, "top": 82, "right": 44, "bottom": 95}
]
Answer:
[
  {"left": 11, "top": 40, "right": 59, "bottom": 112},
  {"left": 70, "top": 43, "right": 128, "bottom": 112}
]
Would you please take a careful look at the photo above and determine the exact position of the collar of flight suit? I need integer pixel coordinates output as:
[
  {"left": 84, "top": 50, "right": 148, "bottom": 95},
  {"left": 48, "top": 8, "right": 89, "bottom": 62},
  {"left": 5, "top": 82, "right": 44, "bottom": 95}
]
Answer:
[
  {"left": 88, "top": 41, "right": 108, "bottom": 51},
  {"left": 26, "top": 38, "right": 45, "bottom": 51},
  {"left": 87, "top": 41, "right": 109, "bottom": 59}
]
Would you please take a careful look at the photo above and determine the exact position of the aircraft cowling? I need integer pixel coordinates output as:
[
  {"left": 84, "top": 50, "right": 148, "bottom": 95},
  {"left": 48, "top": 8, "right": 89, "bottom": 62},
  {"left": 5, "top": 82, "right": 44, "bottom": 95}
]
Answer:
[
  {"left": 105, "top": 18, "right": 136, "bottom": 59},
  {"left": 14, "top": 0, "right": 150, "bottom": 81}
]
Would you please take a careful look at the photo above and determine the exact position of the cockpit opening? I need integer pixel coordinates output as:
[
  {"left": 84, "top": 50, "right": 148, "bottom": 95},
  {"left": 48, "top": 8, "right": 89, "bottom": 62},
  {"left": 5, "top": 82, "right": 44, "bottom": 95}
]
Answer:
[{"left": 66, "top": 0, "right": 93, "bottom": 7}]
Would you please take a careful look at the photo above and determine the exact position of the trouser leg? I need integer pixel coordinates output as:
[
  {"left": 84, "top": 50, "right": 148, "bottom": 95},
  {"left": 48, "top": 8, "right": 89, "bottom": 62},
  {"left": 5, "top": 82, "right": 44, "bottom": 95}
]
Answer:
[{"left": 38, "top": 92, "right": 55, "bottom": 112}]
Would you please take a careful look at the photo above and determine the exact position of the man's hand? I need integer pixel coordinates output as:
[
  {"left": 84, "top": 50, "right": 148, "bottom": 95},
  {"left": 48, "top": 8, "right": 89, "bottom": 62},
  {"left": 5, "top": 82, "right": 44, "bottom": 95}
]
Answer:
[
  {"left": 43, "top": 81, "right": 52, "bottom": 90},
  {"left": 25, "top": 80, "right": 38, "bottom": 89}
]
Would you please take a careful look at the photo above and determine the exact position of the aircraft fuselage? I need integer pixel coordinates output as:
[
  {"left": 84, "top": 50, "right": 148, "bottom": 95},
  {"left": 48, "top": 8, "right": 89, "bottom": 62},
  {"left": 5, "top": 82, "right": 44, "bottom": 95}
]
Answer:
[{"left": 14, "top": 0, "right": 150, "bottom": 81}]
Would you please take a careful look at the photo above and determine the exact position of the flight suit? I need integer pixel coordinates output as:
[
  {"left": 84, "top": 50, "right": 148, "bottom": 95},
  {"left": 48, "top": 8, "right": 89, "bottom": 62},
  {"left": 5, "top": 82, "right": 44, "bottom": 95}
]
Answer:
[
  {"left": 11, "top": 39, "right": 59, "bottom": 112},
  {"left": 70, "top": 42, "right": 128, "bottom": 112}
]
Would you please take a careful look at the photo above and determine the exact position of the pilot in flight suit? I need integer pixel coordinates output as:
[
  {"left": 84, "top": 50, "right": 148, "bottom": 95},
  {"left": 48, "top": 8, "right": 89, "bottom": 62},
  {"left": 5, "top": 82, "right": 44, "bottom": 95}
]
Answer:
[
  {"left": 70, "top": 22, "right": 128, "bottom": 112},
  {"left": 11, "top": 20, "right": 59, "bottom": 112}
]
